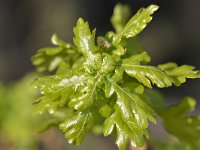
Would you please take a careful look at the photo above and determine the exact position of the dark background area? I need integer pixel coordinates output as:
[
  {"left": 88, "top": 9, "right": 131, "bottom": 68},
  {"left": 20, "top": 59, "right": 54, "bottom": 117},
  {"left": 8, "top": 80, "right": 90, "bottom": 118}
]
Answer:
[{"left": 0, "top": 0, "right": 199, "bottom": 149}]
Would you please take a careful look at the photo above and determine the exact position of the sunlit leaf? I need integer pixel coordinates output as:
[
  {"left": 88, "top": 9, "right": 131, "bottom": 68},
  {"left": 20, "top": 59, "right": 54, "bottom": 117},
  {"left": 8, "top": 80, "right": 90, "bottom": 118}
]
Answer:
[
  {"left": 103, "top": 108, "right": 149, "bottom": 150},
  {"left": 31, "top": 4, "right": 200, "bottom": 150},
  {"left": 113, "top": 4, "right": 159, "bottom": 44},
  {"left": 73, "top": 18, "right": 97, "bottom": 55},
  {"left": 59, "top": 112, "right": 94, "bottom": 145},
  {"left": 158, "top": 62, "right": 200, "bottom": 86},
  {"left": 32, "top": 34, "right": 79, "bottom": 72},
  {"left": 122, "top": 52, "right": 174, "bottom": 88}
]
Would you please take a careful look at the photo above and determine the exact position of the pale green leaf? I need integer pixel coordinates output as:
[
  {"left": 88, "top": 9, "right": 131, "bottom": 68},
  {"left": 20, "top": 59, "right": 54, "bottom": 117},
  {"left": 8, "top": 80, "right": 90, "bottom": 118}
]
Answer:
[
  {"left": 158, "top": 63, "right": 200, "bottom": 86},
  {"left": 110, "top": 79, "right": 156, "bottom": 127},
  {"left": 59, "top": 112, "right": 94, "bottom": 145},
  {"left": 31, "top": 3, "right": 200, "bottom": 150},
  {"left": 122, "top": 52, "right": 173, "bottom": 88},
  {"left": 101, "top": 54, "right": 116, "bottom": 74},
  {"left": 83, "top": 52, "right": 102, "bottom": 74},
  {"left": 68, "top": 78, "right": 98, "bottom": 111},
  {"left": 124, "top": 65, "right": 173, "bottom": 88},
  {"left": 160, "top": 97, "right": 200, "bottom": 150},
  {"left": 122, "top": 51, "right": 151, "bottom": 64},
  {"left": 103, "top": 108, "right": 149, "bottom": 150},
  {"left": 51, "top": 33, "right": 66, "bottom": 46},
  {"left": 104, "top": 68, "right": 123, "bottom": 98},
  {"left": 113, "top": 4, "right": 159, "bottom": 44},
  {"left": 32, "top": 74, "right": 89, "bottom": 113},
  {"left": 73, "top": 18, "right": 97, "bottom": 55},
  {"left": 104, "top": 80, "right": 114, "bottom": 98},
  {"left": 111, "top": 3, "right": 131, "bottom": 33},
  {"left": 32, "top": 35, "right": 79, "bottom": 72}
]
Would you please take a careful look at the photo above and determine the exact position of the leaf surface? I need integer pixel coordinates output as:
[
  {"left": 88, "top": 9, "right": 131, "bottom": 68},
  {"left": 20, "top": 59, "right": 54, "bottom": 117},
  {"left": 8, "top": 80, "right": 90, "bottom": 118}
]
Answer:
[
  {"left": 113, "top": 5, "right": 159, "bottom": 44},
  {"left": 32, "top": 34, "right": 79, "bottom": 72},
  {"left": 73, "top": 18, "right": 97, "bottom": 55},
  {"left": 158, "top": 62, "right": 200, "bottom": 86},
  {"left": 160, "top": 97, "right": 200, "bottom": 150},
  {"left": 103, "top": 108, "right": 149, "bottom": 150},
  {"left": 122, "top": 52, "right": 173, "bottom": 88},
  {"left": 59, "top": 112, "right": 94, "bottom": 145},
  {"left": 111, "top": 3, "right": 131, "bottom": 33}
]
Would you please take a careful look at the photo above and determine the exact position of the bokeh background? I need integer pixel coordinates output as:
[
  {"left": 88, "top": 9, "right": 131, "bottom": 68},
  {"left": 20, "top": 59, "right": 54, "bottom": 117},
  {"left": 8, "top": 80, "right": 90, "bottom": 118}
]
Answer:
[{"left": 0, "top": 0, "right": 199, "bottom": 150}]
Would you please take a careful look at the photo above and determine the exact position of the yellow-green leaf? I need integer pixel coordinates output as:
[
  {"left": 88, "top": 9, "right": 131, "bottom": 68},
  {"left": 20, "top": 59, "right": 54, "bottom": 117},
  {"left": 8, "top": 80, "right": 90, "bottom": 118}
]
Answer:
[
  {"left": 73, "top": 18, "right": 97, "bottom": 55},
  {"left": 113, "top": 4, "right": 159, "bottom": 44}
]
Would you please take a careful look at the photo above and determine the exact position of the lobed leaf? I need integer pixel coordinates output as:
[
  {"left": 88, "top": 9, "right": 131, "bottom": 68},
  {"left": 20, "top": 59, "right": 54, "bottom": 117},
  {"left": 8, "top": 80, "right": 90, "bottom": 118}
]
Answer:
[
  {"left": 32, "top": 3, "right": 200, "bottom": 150},
  {"left": 73, "top": 18, "right": 97, "bottom": 55},
  {"left": 160, "top": 97, "right": 200, "bottom": 150},
  {"left": 113, "top": 4, "right": 159, "bottom": 44},
  {"left": 110, "top": 79, "right": 156, "bottom": 127},
  {"left": 158, "top": 62, "right": 200, "bottom": 86},
  {"left": 32, "top": 34, "right": 79, "bottom": 72},
  {"left": 32, "top": 74, "right": 89, "bottom": 113},
  {"left": 122, "top": 52, "right": 173, "bottom": 88},
  {"left": 68, "top": 78, "right": 98, "bottom": 111},
  {"left": 59, "top": 112, "right": 94, "bottom": 145},
  {"left": 103, "top": 78, "right": 156, "bottom": 149},
  {"left": 103, "top": 108, "right": 150, "bottom": 150},
  {"left": 123, "top": 58, "right": 200, "bottom": 88}
]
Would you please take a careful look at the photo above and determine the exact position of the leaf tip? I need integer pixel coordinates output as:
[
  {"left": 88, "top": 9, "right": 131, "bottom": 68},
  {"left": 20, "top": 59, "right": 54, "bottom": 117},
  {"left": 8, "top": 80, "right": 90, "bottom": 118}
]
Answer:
[
  {"left": 51, "top": 33, "right": 58, "bottom": 45},
  {"left": 148, "top": 4, "right": 159, "bottom": 11},
  {"left": 184, "top": 96, "right": 196, "bottom": 109}
]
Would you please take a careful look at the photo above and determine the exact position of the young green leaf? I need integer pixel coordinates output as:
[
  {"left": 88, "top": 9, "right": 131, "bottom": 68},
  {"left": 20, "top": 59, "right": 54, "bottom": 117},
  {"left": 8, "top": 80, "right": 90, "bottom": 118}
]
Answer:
[
  {"left": 32, "top": 3, "right": 200, "bottom": 150},
  {"left": 51, "top": 33, "right": 66, "bottom": 46},
  {"left": 32, "top": 74, "right": 90, "bottom": 113},
  {"left": 103, "top": 108, "right": 149, "bottom": 150},
  {"left": 111, "top": 3, "right": 132, "bottom": 33},
  {"left": 113, "top": 4, "right": 159, "bottom": 44},
  {"left": 158, "top": 62, "right": 200, "bottom": 86},
  {"left": 110, "top": 79, "right": 156, "bottom": 127},
  {"left": 160, "top": 97, "right": 200, "bottom": 150},
  {"left": 32, "top": 34, "right": 79, "bottom": 72},
  {"left": 122, "top": 53, "right": 200, "bottom": 88},
  {"left": 73, "top": 18, "right": 97, "bottom": 55},
  {"left": 122, "top": 52, "right": 174, "bottom": 88},
  {"left": 102, "top": 77, "right": 156, "bottom": 149},
  {"left": 68, "top": 77, "right": 98, "bottom": 111},
  {"left": 59, "top": 112, "right": 94, "bottom": 145}
]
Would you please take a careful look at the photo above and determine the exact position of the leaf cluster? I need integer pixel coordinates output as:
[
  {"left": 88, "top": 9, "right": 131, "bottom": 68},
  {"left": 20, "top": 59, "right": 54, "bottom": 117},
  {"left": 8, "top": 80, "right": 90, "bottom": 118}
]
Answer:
[{"left": 32, "top": 3, "right": 200, "bottom": 150}]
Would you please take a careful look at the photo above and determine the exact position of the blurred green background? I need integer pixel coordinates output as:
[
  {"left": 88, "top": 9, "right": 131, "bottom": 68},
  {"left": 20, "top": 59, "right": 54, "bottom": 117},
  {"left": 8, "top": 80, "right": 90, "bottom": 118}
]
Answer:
[{"left": 0, "top": 0, "right": 199, "bottom": 150}]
